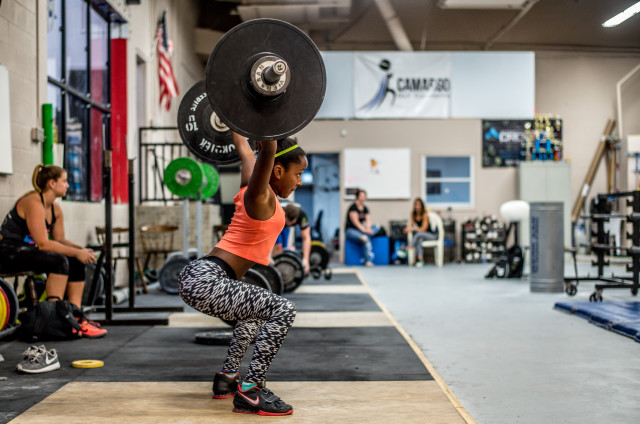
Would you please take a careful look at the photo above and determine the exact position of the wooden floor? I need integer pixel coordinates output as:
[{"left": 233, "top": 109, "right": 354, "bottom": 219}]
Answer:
[
  {"left": 9, "top": 381, "right": 465, "bottom": 424},
  {"left": 5, "top": 268, "right": 472, "bottom": 424}
]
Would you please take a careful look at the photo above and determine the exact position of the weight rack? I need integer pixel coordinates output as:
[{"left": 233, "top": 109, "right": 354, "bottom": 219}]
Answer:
[{"left": 565, "top": 190, "right": 640, "bottom": 301}]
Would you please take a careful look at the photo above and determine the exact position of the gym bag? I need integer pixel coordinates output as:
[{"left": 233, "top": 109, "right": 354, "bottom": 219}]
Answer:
[{"left": 18, "top": 297, "right": 83, "bottom": 342}]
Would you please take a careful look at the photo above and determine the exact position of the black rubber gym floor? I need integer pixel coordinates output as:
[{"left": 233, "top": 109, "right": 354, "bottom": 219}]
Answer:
[{"left": 0, "top": 271, "right": 433, "bottom": 423}]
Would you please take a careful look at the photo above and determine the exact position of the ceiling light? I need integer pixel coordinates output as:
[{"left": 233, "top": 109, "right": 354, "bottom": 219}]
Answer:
[
  {"left": 602, "top": 1, "right": 640, "bottom": 27},
  {"left": 438, "top": 0, "right": 528, "bottom": 9}
]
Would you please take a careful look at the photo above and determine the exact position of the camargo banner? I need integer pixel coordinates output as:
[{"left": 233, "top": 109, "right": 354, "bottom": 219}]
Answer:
[{"left": 354, "top": 52, "right": 451, "bottom": 119}]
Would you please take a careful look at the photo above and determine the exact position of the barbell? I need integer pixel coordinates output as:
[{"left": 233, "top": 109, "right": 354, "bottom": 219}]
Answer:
[{"left": 178, "top": 18, "right": 326, "bottom": 164}]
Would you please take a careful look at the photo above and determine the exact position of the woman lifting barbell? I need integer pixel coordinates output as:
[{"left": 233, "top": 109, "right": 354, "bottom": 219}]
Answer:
[
  {"left": 179, "top": 132, "right": 306, "bottom": 416},
  {"left": 0, "top": 164, "right": 106, "bottom": 338}
]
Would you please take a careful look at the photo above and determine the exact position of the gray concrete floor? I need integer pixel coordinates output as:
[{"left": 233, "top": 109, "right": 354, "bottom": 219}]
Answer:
[{"left": 358, "top": 260, "right": 640, "bottom": 424}]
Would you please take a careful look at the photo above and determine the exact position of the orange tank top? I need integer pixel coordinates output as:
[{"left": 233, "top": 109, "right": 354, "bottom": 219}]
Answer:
[{"left": 215, "top": 186, "right": 285, "bottom": 265}]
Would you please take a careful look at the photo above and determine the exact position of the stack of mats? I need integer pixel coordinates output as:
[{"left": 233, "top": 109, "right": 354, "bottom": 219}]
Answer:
[{"left": 554, "top": 301, "right": 640, "bottom": 343}]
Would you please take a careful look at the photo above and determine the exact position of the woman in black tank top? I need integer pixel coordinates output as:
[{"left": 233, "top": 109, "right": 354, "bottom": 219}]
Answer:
[
  {"left": 403, "top": 198, "right": 437, "bottom": 266},
  {"left": 0, "top": 165, "right": 105, "bottom": 337}
]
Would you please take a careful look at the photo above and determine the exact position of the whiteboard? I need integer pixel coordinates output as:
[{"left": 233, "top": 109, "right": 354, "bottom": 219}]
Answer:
[
  {"left": 343, "top": 148, "right": 410, "bottom": 200},
  {"left": 0, "top": 65, "right": 13, "bottom": 174}
]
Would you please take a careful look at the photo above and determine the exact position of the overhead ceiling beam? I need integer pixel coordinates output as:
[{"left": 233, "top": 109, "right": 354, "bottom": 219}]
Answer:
[
  {"left": 484, "top": 0, "right": 538, "bottom": 50},
  {"left": 373, "top": 0, "right": 413, "bottom": 51}
]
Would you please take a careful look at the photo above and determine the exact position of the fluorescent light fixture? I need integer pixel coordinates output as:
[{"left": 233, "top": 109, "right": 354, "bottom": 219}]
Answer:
[
  {"left": 439, "top": 0, "right": 527, "bottom": 8},
  {"left": 602, "top": 1, "right": 640, "bottom": 27}
]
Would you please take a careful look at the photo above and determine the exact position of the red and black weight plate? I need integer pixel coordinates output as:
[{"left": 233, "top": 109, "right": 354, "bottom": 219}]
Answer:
[
  {"left": 178, "top": 80, "right": 255, "bottom": 165},
  {"left": 0, "top": 284, "right": 10, "bottom": 330},
  {"left": 206, "top": 19, "right": 326, "bottom": 141},
  {"left": 0, "top": 277, "right": 19, "bottom": 329}
]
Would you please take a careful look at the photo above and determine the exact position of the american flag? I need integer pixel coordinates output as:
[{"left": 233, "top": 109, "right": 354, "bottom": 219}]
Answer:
[{"left": 156, "top": 12, "right": 179, "bottom": 111}]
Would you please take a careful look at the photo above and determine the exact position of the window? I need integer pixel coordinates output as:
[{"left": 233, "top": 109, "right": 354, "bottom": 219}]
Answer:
[
  {"left": 422, "top": 156, "right": 473, "bottom": 208},
  {"left": 47, "top": 0, "right": 112, "bottom": 201}
]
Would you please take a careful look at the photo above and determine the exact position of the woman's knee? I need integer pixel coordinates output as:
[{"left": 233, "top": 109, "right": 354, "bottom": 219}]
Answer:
[
  {"left": 67, "top": 257, "right": 85, "bottom": 282},
  {"left": 278, "top": 298, "right": 297, "bottom": 319}
]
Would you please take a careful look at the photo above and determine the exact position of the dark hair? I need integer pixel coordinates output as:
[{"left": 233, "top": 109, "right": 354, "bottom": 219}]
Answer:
[
  {"left": 284, "top": 204, "right": 301, "bottom": 221},
  {"left": 32, "top": 164, "right": 65, "bottom": 193},
  {"left": 275, "top": 137, "right": 306, "bottom": 170},
  {"left": 412, "top": 198, "right": 425, "bottom": 222},
  {"left": 355, "top": 189, "right": 367, "bottom": 200}
]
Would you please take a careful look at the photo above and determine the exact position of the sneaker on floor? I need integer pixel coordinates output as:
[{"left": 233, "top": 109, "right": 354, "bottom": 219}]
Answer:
[
  {"left": 76, "top": 319, "right": 107, "bottom": 338},
  {"left": 212, "top": 372, "right": 239, "bottom": 399},
  {"left": 21, "top": 345, "right": 45, "bottom": 360},
  {"left": 415, "top": 260, "right": 424, "bottom": 267},
  {"left": 233, "top": 385, "right": 293, "bottom": 416},
  {"left": 365, "top": 261, "right": 375, "bottom": 267},
  {"left": 17, "top": 347, "right": 60, "bottom": 374}
]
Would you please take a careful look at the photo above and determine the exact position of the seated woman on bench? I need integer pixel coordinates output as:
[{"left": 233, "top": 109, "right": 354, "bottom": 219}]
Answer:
[{"left": 0, "top": 164, "right": 106, "bottom": 338}]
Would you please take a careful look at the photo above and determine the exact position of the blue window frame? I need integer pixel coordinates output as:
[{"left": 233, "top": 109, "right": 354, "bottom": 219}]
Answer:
[
  {"left": 47, "top": 0, "right": 113, "bottom": 201},
  {"left": 423, "top": 156, "right": 473, "bottom": 208}
]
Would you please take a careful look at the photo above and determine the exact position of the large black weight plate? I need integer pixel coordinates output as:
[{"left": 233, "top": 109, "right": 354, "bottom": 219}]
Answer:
[
  {"left": 194, "top": 329, "right": 234, "bottom": 345},
  {"left": 252, "top": 263, "right": 284, "bottom": 295},
  {"left": 206, "top": 19, "right": 326, "bottom": 141},
  {"left": 222, "top": 268, "right": 273, "bottom": 326},
  {"left": 0, "top": 277, "right": 19, "bottom": 328},
  {"left": 309, "top": 241, "right": 330, "bottom": 269},
  {"left": 159, "top": 256, "right": 191, "bottom": 294},
  {"left": 273, "top": 253, "right": 304, "bottom": 292},
  {"left": 178, "top": 80, "right": 238, "bottom": 165},
  {"left": 280, "top": 250, "right": 302, "bottom": 260}
]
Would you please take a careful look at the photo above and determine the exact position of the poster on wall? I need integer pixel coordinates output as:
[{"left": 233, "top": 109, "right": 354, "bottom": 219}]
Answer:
[
  {"left": 354, "top": 52, "right": 451, "bottom": 119},
  {"left": 482, "top": 118, "right": 563, "bottom": 167},
  {"left": 482, "top": 120, "right": 529, "bottom": 167},
  {"left": 343, "top": 148, "right": 411, "bottom": 200}
]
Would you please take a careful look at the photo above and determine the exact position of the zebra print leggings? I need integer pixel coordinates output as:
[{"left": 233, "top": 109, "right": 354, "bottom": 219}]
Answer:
[{"left": 179, "top": 257, "right": 296, "bottom": 384}]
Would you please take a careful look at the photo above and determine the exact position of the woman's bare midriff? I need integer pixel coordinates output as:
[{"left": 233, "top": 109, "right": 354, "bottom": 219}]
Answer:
[{"left": 209, "top": 247, "right": 254, "bottom": 279}]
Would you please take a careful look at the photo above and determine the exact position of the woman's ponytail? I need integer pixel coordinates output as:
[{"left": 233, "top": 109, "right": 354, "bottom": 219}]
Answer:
[{"left": 32, "top": 164, "right": 45, "bottom": 193}]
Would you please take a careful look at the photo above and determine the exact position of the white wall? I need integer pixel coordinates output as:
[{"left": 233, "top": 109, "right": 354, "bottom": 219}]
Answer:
[
  {"left": 298, "top": 119, "right": 517, "bottom": 258},
  {"left": 536, "top": 52, "right": 640, "bottom": 201}
]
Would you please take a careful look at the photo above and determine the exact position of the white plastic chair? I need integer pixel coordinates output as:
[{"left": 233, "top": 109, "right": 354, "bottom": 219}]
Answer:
[{"left": 407, "top": 212, "right": 445, "bottom": 267}]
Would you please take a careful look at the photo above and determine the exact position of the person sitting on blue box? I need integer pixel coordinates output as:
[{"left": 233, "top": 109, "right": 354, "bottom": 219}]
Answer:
[
  {"left": 345, "top": 189, "right": 377, "bottom": 266},
  {"left": 272, "top": 204, "right": 311, "bottom": 275}
]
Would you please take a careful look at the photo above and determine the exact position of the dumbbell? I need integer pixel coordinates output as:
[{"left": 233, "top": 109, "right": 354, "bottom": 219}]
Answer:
[{"left": 177, "top": 18, "right": 326, "bottom": 164}]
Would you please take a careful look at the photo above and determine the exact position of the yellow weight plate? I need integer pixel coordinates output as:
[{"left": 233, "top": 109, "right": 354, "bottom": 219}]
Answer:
[
  {"left": 71, "top": 360, "right": 104, "bottom": 368},
  {"left": 0, "top": 286, "right": 8, "bottom": 330},
  {"left": 311, "top": 240, "right": 326, "bottom": 249}
]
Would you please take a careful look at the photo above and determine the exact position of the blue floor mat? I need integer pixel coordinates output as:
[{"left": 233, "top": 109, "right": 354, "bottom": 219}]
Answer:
[{"left": 554, "top": 301, "right": 640, "bottom": 343}]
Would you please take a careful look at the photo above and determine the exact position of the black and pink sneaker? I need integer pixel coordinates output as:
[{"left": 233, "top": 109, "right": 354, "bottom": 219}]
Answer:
[
  {"left": 233, "top": 385, "right": 293, "bottom": 416},
  {"left": 212, "top": 372, "right": 239, "bottom": 399}
]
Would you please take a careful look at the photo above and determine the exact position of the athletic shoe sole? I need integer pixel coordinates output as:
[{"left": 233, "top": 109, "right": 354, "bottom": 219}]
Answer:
[
  {"left": 212, "top": 393, "right": 235, "bottom": 399},
  {"left": 233, "top": 408, "right": 293, "bottom": 416},
  {"left": 17, "top": 361, "right": 60, "bottom": 374}
]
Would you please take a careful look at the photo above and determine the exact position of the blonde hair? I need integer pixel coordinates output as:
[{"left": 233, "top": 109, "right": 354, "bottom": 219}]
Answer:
[{"left": 32, "top": 164, "right": 65, "bottom": 193}]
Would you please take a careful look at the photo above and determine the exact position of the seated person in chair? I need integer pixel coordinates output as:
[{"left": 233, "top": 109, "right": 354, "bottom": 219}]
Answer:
[
  {"left": 345, "top": 189, "right": 377, "bottom": 266},
  {"left": 403, "top": 198, "right": 437, "bottom": 267},
  {"left": 271, "top": 204, "right": 311, "bottom": 275},
  {"left": 0, "top": 164, "right": 106, "bottom": 338}
]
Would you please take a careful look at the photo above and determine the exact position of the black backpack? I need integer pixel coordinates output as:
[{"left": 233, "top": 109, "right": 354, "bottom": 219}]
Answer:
[
  {"left": 18, "top": 297, "right": 83, "bottom": 342},
  {"left": 485, "top": 246, "right": 524, "bottom": 279},
  {"left": 506, "top": 245, "right": 524, "bottom": 278}
]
